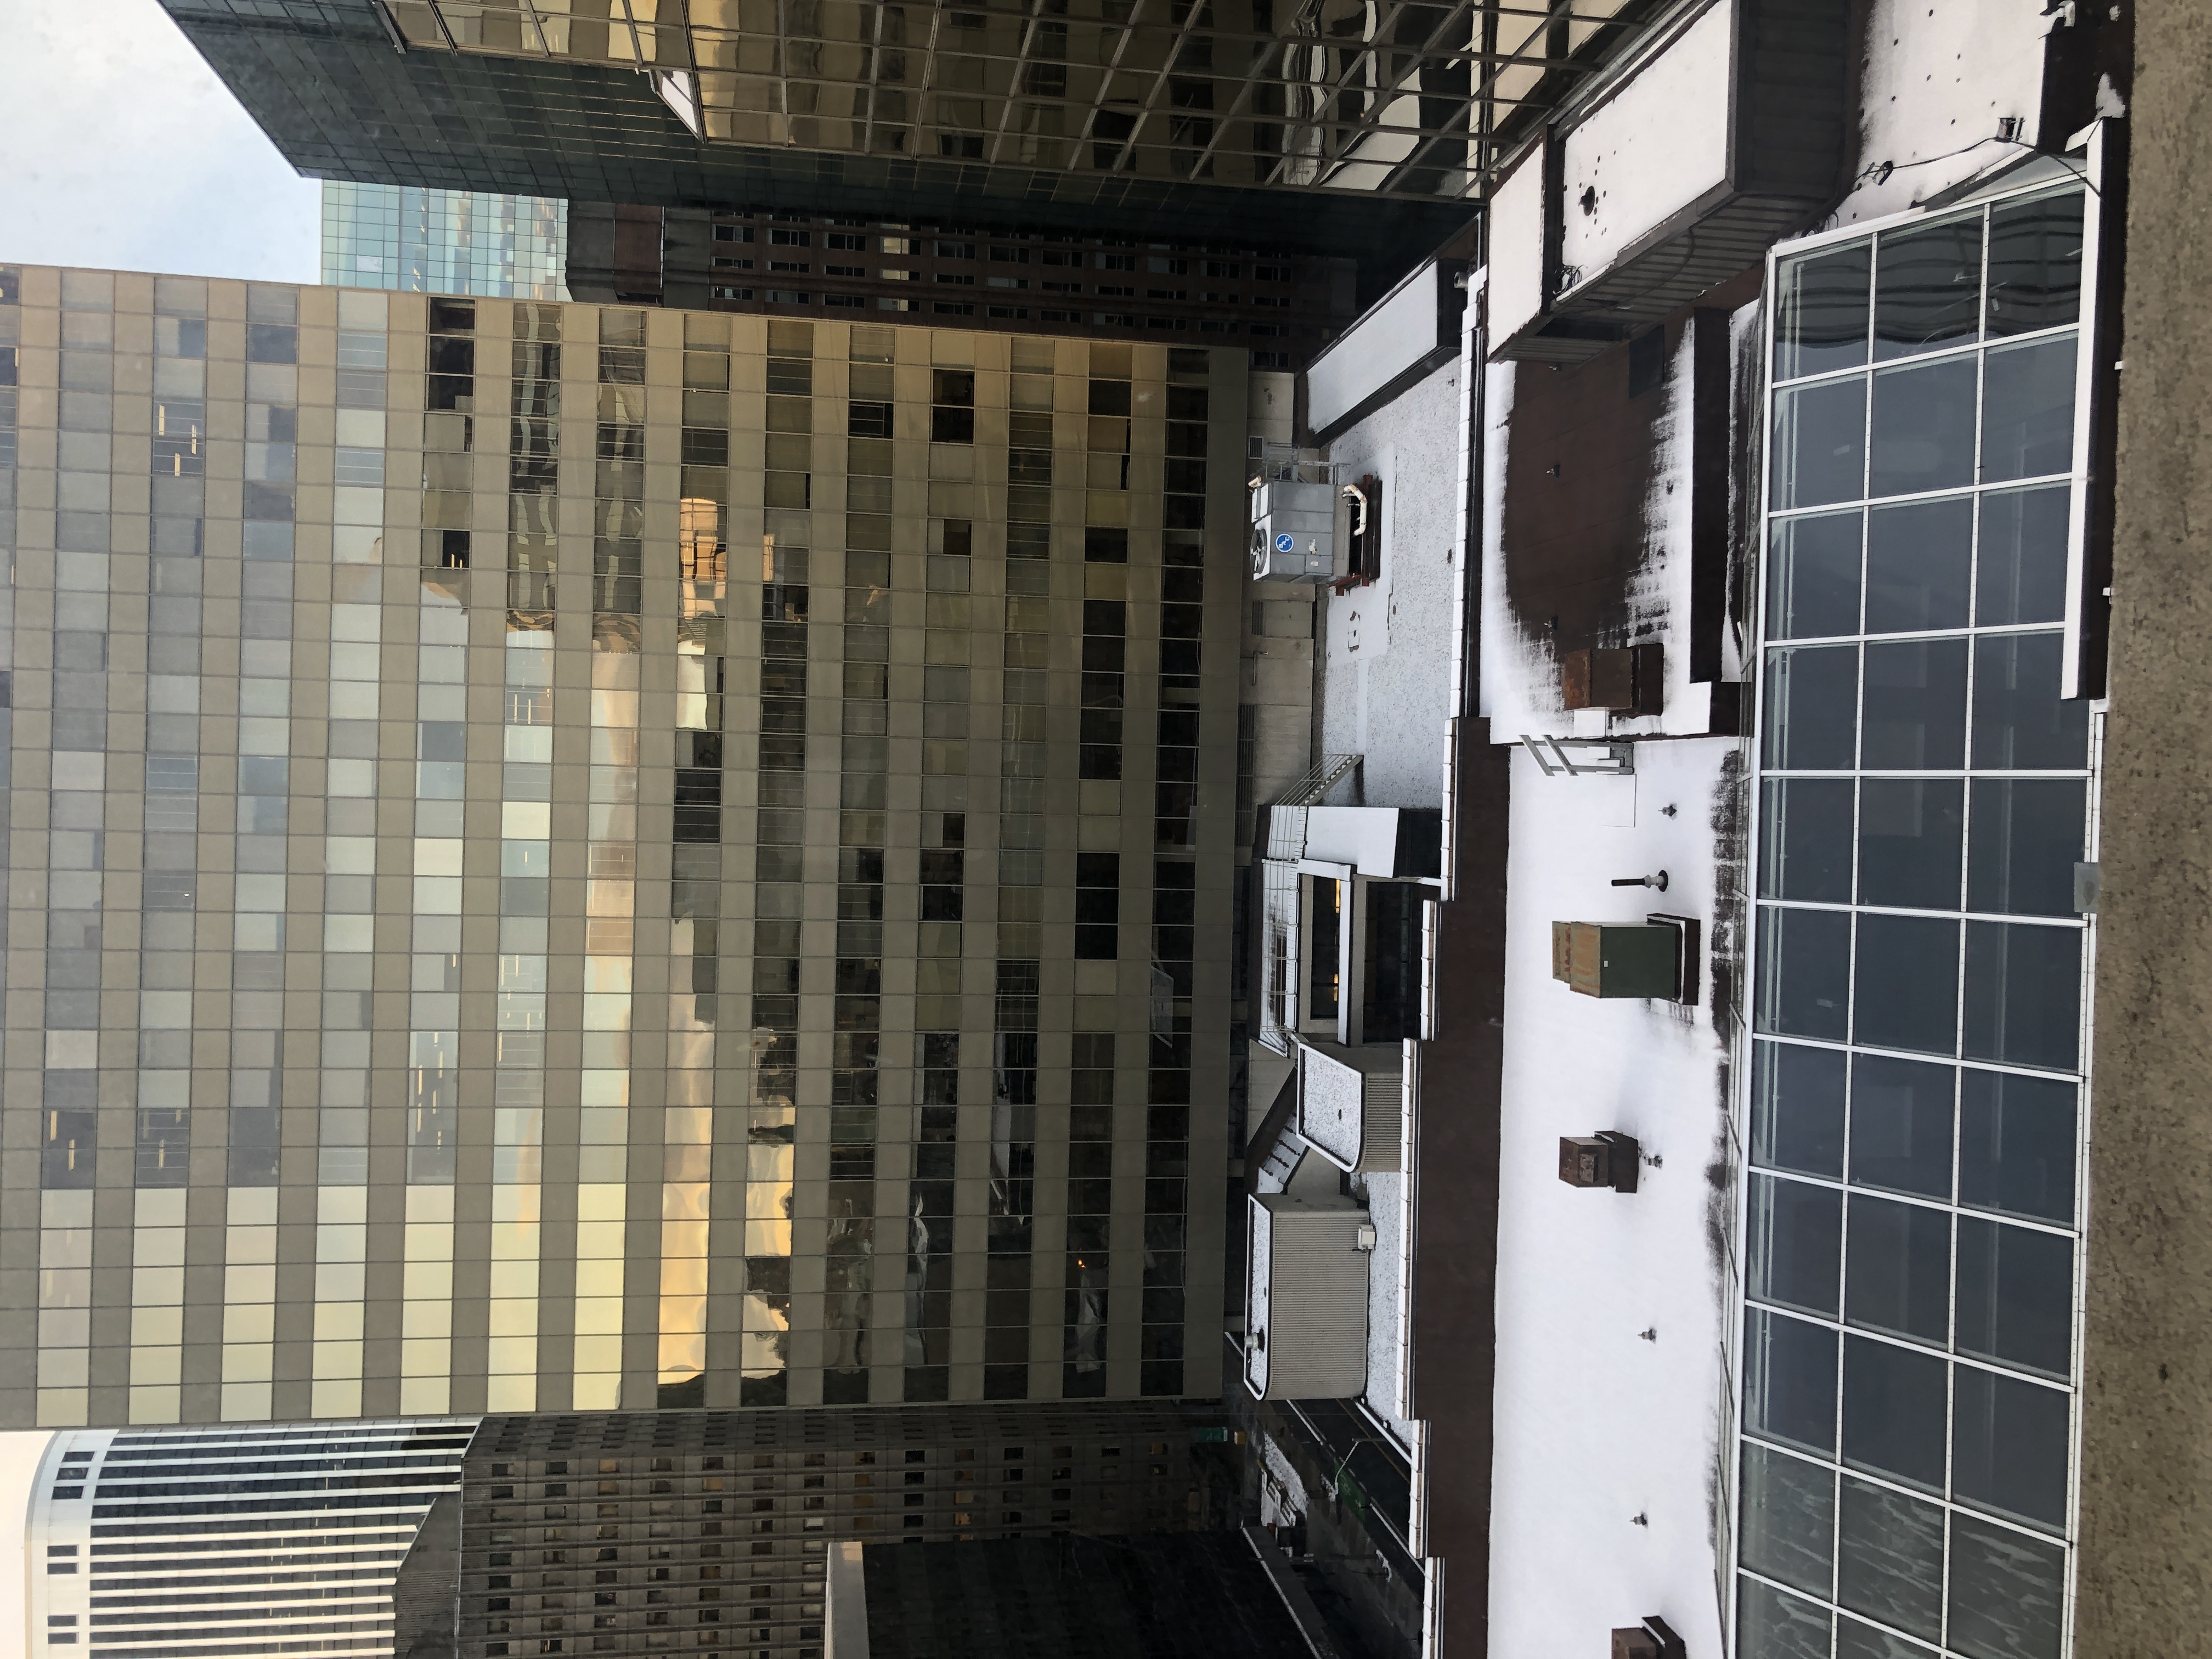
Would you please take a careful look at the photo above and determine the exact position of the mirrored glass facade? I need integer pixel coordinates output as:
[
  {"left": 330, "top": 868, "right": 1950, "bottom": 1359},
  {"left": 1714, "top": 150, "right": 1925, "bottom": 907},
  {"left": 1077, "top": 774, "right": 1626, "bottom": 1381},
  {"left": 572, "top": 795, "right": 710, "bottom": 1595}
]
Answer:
[
  {"left": 446, "top": 1404, "right": 1227, "bottom": 1659},
  {"left": 0, "top": 263, "right": 1238, "bottom": 1431},
  {"left": 323, "top": 183, "right": 569, "bottom": 301},
  {"left": 1738, "top": 184, "right": 2096, "bottom": 1659},
  {"left": 377, "top": 0, "right": 1647, "bottom": 203}
]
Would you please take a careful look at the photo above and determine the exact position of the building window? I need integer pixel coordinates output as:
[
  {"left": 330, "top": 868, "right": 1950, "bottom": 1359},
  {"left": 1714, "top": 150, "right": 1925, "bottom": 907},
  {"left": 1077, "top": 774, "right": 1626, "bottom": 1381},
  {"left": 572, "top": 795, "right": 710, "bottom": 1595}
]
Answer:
[{"left": 1737, "top": 182, "right": 2092, "bottom": 1659}]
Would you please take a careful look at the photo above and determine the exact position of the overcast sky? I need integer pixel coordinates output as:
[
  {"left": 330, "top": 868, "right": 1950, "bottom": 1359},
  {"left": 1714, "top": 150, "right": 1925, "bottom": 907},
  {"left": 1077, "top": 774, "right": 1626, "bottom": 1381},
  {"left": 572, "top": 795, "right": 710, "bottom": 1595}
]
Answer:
[{"left": 0, "top": 0, "right": 320, "bottom": 281}]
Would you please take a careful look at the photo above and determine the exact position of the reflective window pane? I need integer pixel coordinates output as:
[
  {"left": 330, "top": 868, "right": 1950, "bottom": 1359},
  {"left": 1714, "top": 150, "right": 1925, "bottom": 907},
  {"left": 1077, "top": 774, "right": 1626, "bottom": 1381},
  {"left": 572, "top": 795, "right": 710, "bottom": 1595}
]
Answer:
[
  {"left": 1836, "top": 1617, "right": 1938, "bottom": 1659},
  {"left": 1836, "top": 1475, "right": 1946, "bottom": 1643},
  {"left": 1974, "top": 486, "right": 2069, "bottom": 626},
  {"left": 1844, "top": 1194, "right": 1951, "bottom": 1345},
  {"left": 1967, "top": 778, "right": 2085, "bottom": 916},
  {"left": 1853, "top": 913, "right": 1959, "bottom": 1057},
  {"left": 1962, "top": 921, "right": 2081, "bottom": 1073},
  {"left": 1774, "top": 377, "right": 1868, "bottom": 509},
  {"left": 1764, "top": 645, "right": 1860, "bottom": 771},
  {"left": 1778, "top": 242, "right": 1871, "bottom": 380},
  {"left": 1841, "top": 1334, "right": 1948, "bottom": 1491},
  {"left": 1985, "top": 192, "right": 2085, "bottom": 337},
  {"left": 1849, "top": 1055, "right": 1956, "bottom": 1200},
  {"left": 1762, "top": 777, "right": 1856, "bottom": 902},
  {"left": 1952, "top": 1368, "right": 2071, "bottom": 1530},
  {"left": 1769, "top": 509, "right": 1864, "bottom": 639},
  {"left": 1955, "top": 1216, "right": 2073, "bottom": 1376},
  {"left": 1971, "top": 633, "right": 2087, "bottom": 770},
  {"left": 1858, "top": 779, "right": 1963, "bottom": 911},
  {"left": 1946, "top": 1513, "right": 2067, "bottom": 1659},
  {"left": 1739, "top": 1577, "right": 1834, "bottom": 1659},
  {"left": 1746, "top": 1308, "right": 1839, "bottom": 1455},
  {"left": 1958, "top": 1070, "right": 2076, "bottom": 1224},
  {"left": 1741, "top": 1442, "right": 1836, "bottom": 1596},
  {"left": 1875, "top": 215, "right": 1984, "bottom": 362},
  {"left": 1751, "top": 1174, "right": 1843, "bottom": 1319},
  {"left": 1753, "top": 1040, "right": 1847, "bottom": 1180},
  {"left": 1865, "top": 495, "right": 1971, "bottom": 633},
  {"left": 1980, "top": 336, "right": 2077, "bottom": 482},
  {"left": 1861, "top": 639, "right": 1967, "bottom": 769},
  {"left": 1757, "top": 906, "right": 1852, "bottom": 1041},
  {"left": 1869, "top": 357, "right": 1978, "bottom": 500}
]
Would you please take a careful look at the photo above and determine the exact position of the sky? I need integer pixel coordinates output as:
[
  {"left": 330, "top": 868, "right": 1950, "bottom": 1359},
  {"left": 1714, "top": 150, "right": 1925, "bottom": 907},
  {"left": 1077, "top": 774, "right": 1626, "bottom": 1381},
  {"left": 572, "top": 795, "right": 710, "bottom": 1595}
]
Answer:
[{"left": 0, "top": 0, "right": 320, "bottom": 281}]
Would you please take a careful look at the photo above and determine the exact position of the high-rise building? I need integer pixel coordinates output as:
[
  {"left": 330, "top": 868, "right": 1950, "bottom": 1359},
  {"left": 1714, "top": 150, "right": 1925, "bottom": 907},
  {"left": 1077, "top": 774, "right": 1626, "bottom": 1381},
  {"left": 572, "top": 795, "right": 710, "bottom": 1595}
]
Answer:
[
  {"left": 408, "top": 1403, "right": 1235, "bottom": 1659},
  {"left": 831, "top": 1527, "right": 1336, "bottom": 1658},
  {"left": 0, "top": 264, "right": 1244, "bottom": 1431},
  {"left": 155, "top": 0, "right": 1677, "bottom": 296},
  {"left": 25, "top": 1417, "right": 474, "bottom": 1659},
  {"left": 565, "top": 203, "right": 1358, "bottom": 368},
  {"left": 323, "top": 183, "right": 569, "bottom": 300}
]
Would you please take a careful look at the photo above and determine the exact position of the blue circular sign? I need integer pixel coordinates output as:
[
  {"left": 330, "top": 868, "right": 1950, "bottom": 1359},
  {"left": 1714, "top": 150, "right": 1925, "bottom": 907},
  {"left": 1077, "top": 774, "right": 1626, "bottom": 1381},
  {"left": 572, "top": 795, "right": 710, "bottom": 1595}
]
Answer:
[{"left": 1273, "top": 532, "right": 1295, "bottom": 554}]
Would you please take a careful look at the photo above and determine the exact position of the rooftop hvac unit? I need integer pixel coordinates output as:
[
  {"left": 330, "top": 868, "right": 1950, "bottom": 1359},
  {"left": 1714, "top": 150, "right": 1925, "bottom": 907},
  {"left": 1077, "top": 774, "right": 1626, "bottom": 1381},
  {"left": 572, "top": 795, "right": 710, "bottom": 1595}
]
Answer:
[
  {"left": 1550, "top": 916, "right": 1700, "bottom": 1003},
  {"left": 1250, "top": 479, "right": 1337, "bottom": 583},
  {"left": 1244, "top": 1191, "right": 1371, "bottom": 1401},
  {"left": 1559, "top": 1131, "right": 1641, "bottom": 1194},
  {"left": 1612, "top": 1617, "right": 1686, "bottom": 1659}
]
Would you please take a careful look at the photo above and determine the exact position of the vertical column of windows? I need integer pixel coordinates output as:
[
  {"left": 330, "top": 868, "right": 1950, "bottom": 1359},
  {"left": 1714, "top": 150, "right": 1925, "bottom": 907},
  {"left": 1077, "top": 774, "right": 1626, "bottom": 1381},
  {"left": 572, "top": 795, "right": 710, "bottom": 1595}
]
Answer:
[
  {"left": 1137, "top": 348, "right": 1210, "bottom": 1398},
  {"left": 219, "top": 1187, "right": 278, "bottom": 1420},
  {"left": 221, "top": 282, "right": 304, "bottom": 1421},
  {"left": 403, "top": 295, "right": 476, "bottom": 1418},
  {"left": 1062, "top": 1035, "right": 1116, "bottom": 1402},
  {"left": 746, "top": 368, "right": 808, "bottom": 1403},
  {"left": 822, "top": 324, "right": 889, "bottom": 1407},
  {"left": 1066, "top": 349, "right": 1140, "bottom": 1400},
  {"left": 126, "top": 1191, "right": 185, "bottom": 1424},
  {"left": 907, "top": 332, "right": 979, "bottom": 1401},
  {"left": 574, "top": 306, "right": 647, "bottom": 1409},
  {"left": 0, "top": 264, "right": 12, "bottom": 1267},
  {"left": 133, "top": 276, "right": 210, "bottom": 1424},
  {"left": 27, "top": 281, "right": 90, "bottom": 1424},
  {"left": 491, "top": 298, "right": 561, "bottom": 1414},
  {"left": 0, "top": 263, "right": 17, "bottom": 471},
  {"left": 313, "top": 292, "right": 388, "bottom": 1420},
  {"left": 35, "top": 273, "right": 124, "bottom": 1429},
  {"left": 493, "top": 625, "right": 551, "bottom": 1415},
  {"left": 990, "top": 408, "right": 1047, "bottom": 1393},
  {"left": 911, "top": 567, "right": 968, "bottom": 1420},
  {"left": 991, "top": 959, "right": 1042, "bottom": 1396},
  {"left": 660, "top": 314, "right": 733, "bottom": 1407},
  {"left": 910, "top": 631, "right": 965, "bottom": 1402}
]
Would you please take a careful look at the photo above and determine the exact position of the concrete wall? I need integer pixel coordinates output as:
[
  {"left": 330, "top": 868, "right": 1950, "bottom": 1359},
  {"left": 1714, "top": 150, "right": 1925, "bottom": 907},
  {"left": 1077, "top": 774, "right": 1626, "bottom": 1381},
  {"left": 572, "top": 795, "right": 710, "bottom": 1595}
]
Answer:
[
  {"left": 2073, "top": 9, "right": 2212, "bottom": 1652},
  {"left": 1318, "top": 359, "right": 1463, "bottom": 806}
]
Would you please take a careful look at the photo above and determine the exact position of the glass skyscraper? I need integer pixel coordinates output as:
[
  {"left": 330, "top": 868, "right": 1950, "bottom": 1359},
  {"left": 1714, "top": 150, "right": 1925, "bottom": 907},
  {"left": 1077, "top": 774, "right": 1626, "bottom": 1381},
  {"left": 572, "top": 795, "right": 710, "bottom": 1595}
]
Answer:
[
  {"left": 0, "top": 263, "right": 1240, "bottom": 1431},
  {"left": 322, "top": 184, "right": 569, "bottom": 301}
]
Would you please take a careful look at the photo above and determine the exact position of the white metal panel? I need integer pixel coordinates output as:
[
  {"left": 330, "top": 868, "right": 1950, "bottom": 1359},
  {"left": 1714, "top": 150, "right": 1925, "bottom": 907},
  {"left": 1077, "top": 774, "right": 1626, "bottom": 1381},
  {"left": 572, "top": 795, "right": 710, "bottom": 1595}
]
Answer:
[
  {"left": 1486, "top": 148, "right": 1549, "bottom": 349},
  {"left": 1557, "top": 1, "right": 1734, "bottom": 284},
  {"left": 1245, "top": 1194, "right": 1274, "bottom": 1396},
  {"left": 1304, "top": 805, "right": 1404, "bottom": 875},
  {"left": 1306, "top": 261, "right": 1447, "bottom": 434}
]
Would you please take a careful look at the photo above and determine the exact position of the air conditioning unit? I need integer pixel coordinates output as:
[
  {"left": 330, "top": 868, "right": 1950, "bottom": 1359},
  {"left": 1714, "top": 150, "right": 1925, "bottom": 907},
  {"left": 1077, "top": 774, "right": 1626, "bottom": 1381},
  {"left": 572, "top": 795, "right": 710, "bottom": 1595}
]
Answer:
[
  {"left": 1250, "top": 479, "right": 1336, "bottom": 583},
  {"left": 1550, "top": 917, "right": 1700, "bottom": 1003},
  {"left": 1559, "top": 1131, "right": 1641, "bottom": 1193},
  {"left": 1611, "top": 1616, "right": 1685, "bottom": 1659}
]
